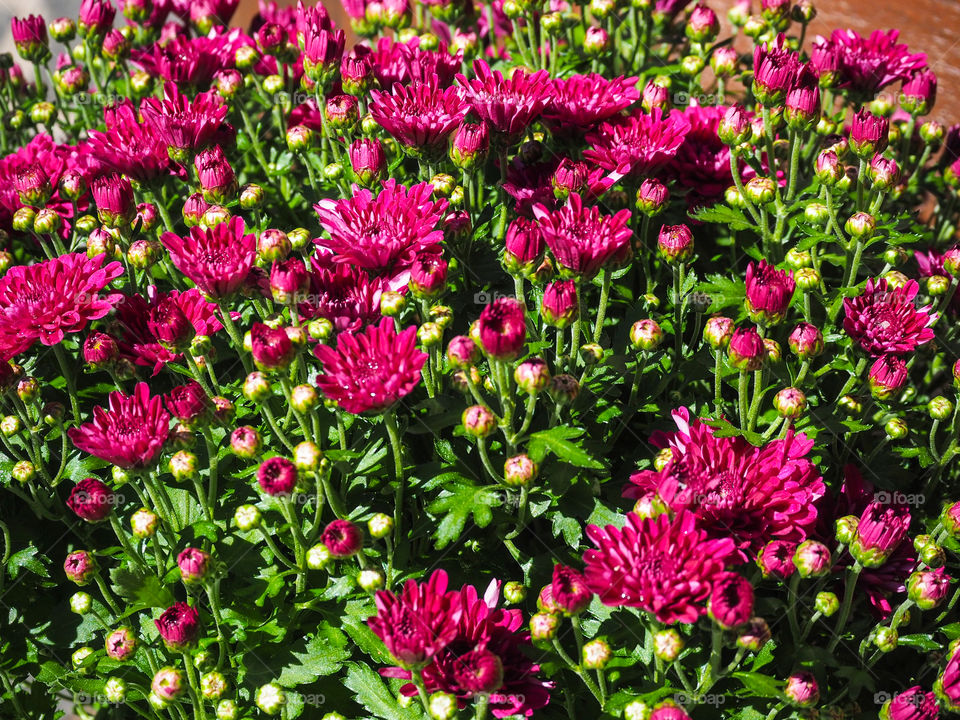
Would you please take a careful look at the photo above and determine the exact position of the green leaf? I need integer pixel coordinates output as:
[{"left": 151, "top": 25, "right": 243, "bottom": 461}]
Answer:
[
  {"left": 898, "top": 633, "right": 940, "bottom": 651},
  {"left": 6, "top": 545, "right": 49, "bottom": 579},
  {"left": 697, "top": 273, "right": 747, "bottom": 314},
  {"left": 344, "top": 662, "right": 422, "bottom": 720},
  {"left": 276, "top": 624, "right": 350, "bottom": 686},
  {"left": 527, "top": 426, "right": 603, "bottom": 469},
  {"left": 691, "top": 204, "right": 754, "bottom": 231},
  {"left": 109, "top": 567, "right": 175, "bottom": 610},
  {"left": 426, "top": 483, "right": 499, "bottom": 549},
  {"left": 732, "top": 671, "right": 782, "bottom": 698}
]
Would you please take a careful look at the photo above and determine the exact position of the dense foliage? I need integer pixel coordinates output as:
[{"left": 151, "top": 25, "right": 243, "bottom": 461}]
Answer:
[{"left": 1, "top": 0, "right": 959, "bottom": 719}]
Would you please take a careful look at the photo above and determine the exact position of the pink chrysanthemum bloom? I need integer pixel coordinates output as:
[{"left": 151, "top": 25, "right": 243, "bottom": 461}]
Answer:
[
  {"left": 369, "top": 569, "right": 463, "bottom": 670},
  {"left": 140, "top": 83, "right": 233, "bottom": 159},
  {"left": 843, "top": 277, "right": 936, "bottom": 356},
  {"left": 745, "top": 259, "right": 795, "bottom": 325},
  {"left": 314, "top": 180, "right": 447, "bottom": 291},
  {"left": 752, "top": 34, "right": 802, "bottom": 105},
  {"left": 113, "top": 288, "right": 226, "bottom": 375},
  {"left": 625, "top": 408, "right": 825, "bottom": 556},
  {"left": 314, "top": 317, "right": 427, "bottom": 414},
  {"left": 161, "top": 216, "right": 257, "bottom": 301},
  {"left": 370, "top": 36, "right": 462, "bottom": 89},
  {"left": 87, "top": 100, "right": 172, "bottom": 182},
  {"left": 541, "top": 73, "right": 640, "bottom": 133},
  {"left": 386, "top": 577, "right": 553, "bottom": 717},
  {"left": 456, "top": 60, "right": 552, "bottom": 137},
  {"left": 369, "top": 76, "right": 468, "bottom": 157},
  {"left": 504, "top": 158, "right": 559, "bottom": 217},
  {"left": 818, "top": 28, "right": 927, "bottom": 95},
  {"left": 132, "top": 33, "right": 234, "bottom": 88},
  {"left": 916, "top": 249, "right": 960, "bottom": 314},
  {"left": 533, "top": 194, "right": 632, "bottom": 280},
  {"left": 68, "top": 382, "right": 171, "bottom": 469},
  {"left": 667, "top": 104, "right": 743, "bottom": 207},
  {"left": 0, "top": 134, "right": 94, "bottom": 235},
  {"left": 299, "top": 257, "right": 385, "bottom": 332},
  {"left": 584, "top": 108, "right": 691, "bottom": 180},
  {"left": 0, "top": 253, "right": 123, "bottom": 357},
  {"left": 583, "top": 509, "right": 738, "bottom": 624},
  {"left": 884, "top": 687, "right": 938, "bottom": 720}
]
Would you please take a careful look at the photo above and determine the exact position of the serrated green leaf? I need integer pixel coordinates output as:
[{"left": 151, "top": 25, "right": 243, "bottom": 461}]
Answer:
[
  {"left": 109, "top": 567, "right": 175, "bottom": 610},
  {"left": 344, "top": 662, "right": 422, "bottom": 720},
  {"left": 276, "top": 624, "right": 350, "bottom": 686},
  {"left": 732, "top": 671, "right": 782, "bottom": 698},
  {"left": 527, "top": 426, "right": 603, "bottom": 469}
]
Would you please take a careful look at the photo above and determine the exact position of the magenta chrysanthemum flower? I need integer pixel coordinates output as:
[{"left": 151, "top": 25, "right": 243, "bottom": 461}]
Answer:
[
  {"left": 541, "top": 73, "right": 640, "bottom": 133},
  {"left": 298, "top": 257, "right": 384, "bottom": 333},
  {"left": 314, "top": 317, "right": 427, "bottom": 414},
  {"left": 707, "top": 572, "right": 754, "bottom": 629},
  {"left": 369, "top": 76, "right": 468, "bottom": 156},
  {"left": 843, "top": 277, "right": 936, "bottom": 356},
  {"left": 533, "top": 194, "right": 632, "bottom": 280},
  {"left": 321, "top": 519, "right": 363, "bottom": 558},
  {"left": 0, "top": 134, "right": 95, "bottom": 237},
  {"left": 0, "top": 253, "right": 123, "bottom": 357},
  {"left": 370, "top": 36, "right": 462, "bottom": 89},
  {"left": 132, "top": 33, "right": 235, "bottom": 88},
  {"left": 68, "top": 382, "right": 171, "bottom": 469},
  {"left": 884, "top": 687, "right": 938, "bottom": 720},
  {"left": 745, "top": 259, "right": 795, "bottom": 325},
  {"left": 584, "top": 108, "right": 690, "bottom": 180},
  {"left": 113, "top": 289, "right": 226, "bottom": 375},
  {"left": 155, "top": 602, "right": 201, "bottom": 652},
  {"left": 851, "top": 500, "right": 911, "bottom": 568},
  {"left": 314, "top": 180, "right": 447, "bottom": 291},
  {"left": 456, "top": 60, "right": 552, "bottom": 137},
  {"left": 817, "top": 28, "right": 927, "bottom": 94},
  {"left": 667, "top": 104, "right": 742, "bottom": 207},
  {"left": 87, "top": 100, "right": 172, "bottom": 182},
  {"left": 161, "top": 216, "right": 257, "bottom": 300},
  {"left": 140, "top": 83, "right": 232, "bottom": 158},
  {"left": 369, "top": 569, "right": 463, "bottom": 670},
  {"left": 385, "top": 577, "right": 552, "bottom": 717},
  {"left": 752, "top": 34, "right": 802, "bottom": 105},
  {"left": 504, "top": 159, "right": 559, "bottom": 217},
  {"left": 583, "top": 509, "right": 737, "bottom": 624},
  {"left": 626, "top": 408, "right": 825, "bottom": 555}
]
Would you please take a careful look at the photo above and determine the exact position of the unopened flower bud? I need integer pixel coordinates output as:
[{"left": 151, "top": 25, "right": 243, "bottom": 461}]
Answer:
[
  {"left": 70, "top": 591, "right": 93, "bottom": 614},
  {"left": 358, "top": 569, "right": 385, "bottom": 591},
  {"left": 503, "top": 581, "right": 527, "bottom": 604},
  {"left": 815, "top": 591, "right": 840, "bottom": 617},
  {"left": 503, "top": 454, "right": 538, "bottom": 487},
  {"left": 581, "top": 639, "right": 611, "bottom": 670},
  {"left": 885, "top": 417, "right": 908, "bottom": 439},
  {"left": 169, "top": 450, "right": 198, "bottom": 481},
  {"left": 367, "top": 513, "right": 394, "bottom": 539},
  {"left": 529, "top": 612, "right": 560, "bottom": 641},
  {"left": 131, "top": 508, "right": 159, "bottom": 538},
  {"left": 463, "top": 405, "right": 497, "bottom": 437},
  {"left": 774, "top": 387, "right": 807, "bottom": 418},
  {"left": 653, "top": 628, "right": 684, "bottom": 662},
  {"left": 255, "top": 683, "right": 286, "bottom": 715}
]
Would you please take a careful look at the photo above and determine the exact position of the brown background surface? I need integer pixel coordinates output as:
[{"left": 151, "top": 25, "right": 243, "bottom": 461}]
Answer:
[{"left": 232, "top": 0, "right": 960, "bottom": 125}]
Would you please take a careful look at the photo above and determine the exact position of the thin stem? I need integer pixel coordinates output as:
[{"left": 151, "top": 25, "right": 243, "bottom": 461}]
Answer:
[
  {"left": 384, "top": 411, "right": 405, "bottom": 546},
  {"left": 592, "top": 269, "right": 612, "bottom": 344}
]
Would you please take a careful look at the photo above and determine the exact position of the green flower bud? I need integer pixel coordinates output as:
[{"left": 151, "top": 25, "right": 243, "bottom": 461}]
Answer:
[
  {"left": 835, "top": 515, "right": 858, "bottom": 545},
  {"left": 815, "top": 591, "right": 840, "bottom": 617},
  {"left": 255, "top": 682, "right": 286, "bottom": 715},
  {"left": 1, "top": 415, "right": 21, "bottom": 437},
  {"left": 169, "top": 450, "right": 198, "bottom": 481},
  {"left": 872, "top": 626, "right": 898, "bottom": 652},
  {"left": 216, "top": 699, "right": 239, "bottom": 720},
  {"left": 653, "top": 628, "right": 684, "bottom": 662},
  {"left": 367, "top": 513, "right": 394, "bottom": 539},
  {"left": 70, "top": 591, "right": 93, "bottom": 614},
  {"left": 307, "top": 544, "right": 332, "bottom": 570},
  {"left": 503, "top": 581, "right": 527, "bottom": 604},
  {"left": 131, "top": 508, "right": 159, "bottom": 538},
  {"left": 929, "top": 396, "right": 954, "bottom": 421},
  {"left": 885, "top": 417, "right": 908, "bottom": 440},
  {"left": 428, "top": 691, "right": 457, "bottom": 720},
  {"left": 358, "top": 569, "right": 385, "bottom": 591},
  {"left": 529, "top": 612, "right": 560, "bottom": 641},
  {"left": 12, "top": 460, "right": 35, "bottom": 483},
  {"left": 104, "top": 677, "right": 127, "bottom": 703},
  {"left": 234, "top": 504, "right": 262, "bottom": 532},
  {"left": 201, "top": 671, "right": 228, "bottom": 700},
  {"left": 582, "top": 638, "right": 611, "bottom": 669},
  {"left": 72, "top": 646, "right": 95, "bottom": 671}
]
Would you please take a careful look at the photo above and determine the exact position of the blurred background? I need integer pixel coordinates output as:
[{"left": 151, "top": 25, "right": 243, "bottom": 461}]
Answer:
[{"left": 0, "top": 0, "right": 957, "bottom": 119}]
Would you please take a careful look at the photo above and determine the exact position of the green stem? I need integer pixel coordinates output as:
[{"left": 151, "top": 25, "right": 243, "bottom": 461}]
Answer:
[
  {"left": 592, "top": 269, "right": 612, "bottom": 344},
  {"left": 827, "top": 563, "right": 862, "bottom": 652},
  {"left": 384, "top": 411, "right": 405, "bottom": 546},
  {"left": 737, "top": 371, "right": 749, "bottom": 429},
  {"left": 53, "top": 342, "right": 80, "bottom": 421}
]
